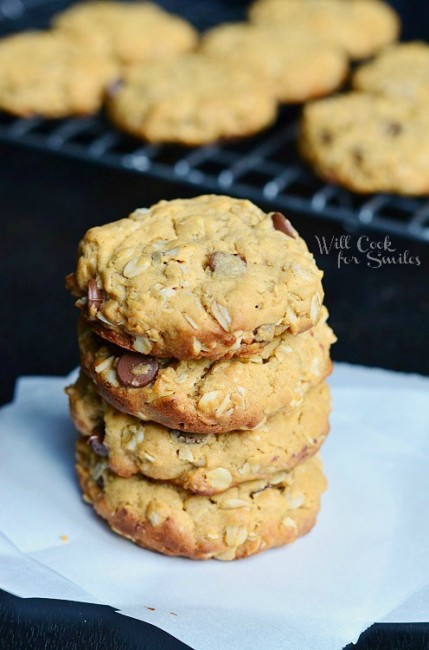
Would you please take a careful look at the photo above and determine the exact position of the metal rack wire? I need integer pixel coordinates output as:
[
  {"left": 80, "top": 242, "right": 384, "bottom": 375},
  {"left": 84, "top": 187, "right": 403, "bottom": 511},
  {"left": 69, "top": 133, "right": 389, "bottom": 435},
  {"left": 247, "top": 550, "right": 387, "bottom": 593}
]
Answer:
[{"left": 1, "top": 0, "right": 429, "bottom": 243}]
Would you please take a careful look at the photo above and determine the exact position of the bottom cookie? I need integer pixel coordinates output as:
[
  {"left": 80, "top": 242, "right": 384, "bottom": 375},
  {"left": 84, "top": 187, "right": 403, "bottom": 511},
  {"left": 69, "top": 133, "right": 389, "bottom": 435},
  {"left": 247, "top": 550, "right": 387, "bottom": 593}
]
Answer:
[{"left": 76, "top": 439, "right": 327, "bottom": 560}]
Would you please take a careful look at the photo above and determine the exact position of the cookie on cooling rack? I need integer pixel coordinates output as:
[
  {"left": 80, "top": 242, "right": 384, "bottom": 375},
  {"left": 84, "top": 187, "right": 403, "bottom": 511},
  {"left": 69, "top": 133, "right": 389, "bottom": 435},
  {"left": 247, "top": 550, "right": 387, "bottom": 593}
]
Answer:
[
  {"left": 76, "top": 438, "right": 327, "bottom": 560},
  {"left": 68, "top": 372, "right": 331, "bottom": 494},
  {"left": 0, "top": 31, "right": 117, "bottom": 118},
  {"left": 77, "top": 309, "right": 334, "bottom": 434},
  {"left": 300, "top": 92, "right": 429, "bottom": 195},
  {"left": 53, "top": 1, "right": 198, "bottom": 67},
  {"left": 249, "top": 0, "right": 400, "bottom": 60},
  {"left": 66, "top": 195, "right": 325, "bottom": 358},
  {"left": 106, "top": 54, "right": 278, "bottom": 145},
  {"left": 353, "top": 42, "right": 429, "bottom": 103},
  {"left": 201, "top": 23, "right": 348, "bottom": 104}
]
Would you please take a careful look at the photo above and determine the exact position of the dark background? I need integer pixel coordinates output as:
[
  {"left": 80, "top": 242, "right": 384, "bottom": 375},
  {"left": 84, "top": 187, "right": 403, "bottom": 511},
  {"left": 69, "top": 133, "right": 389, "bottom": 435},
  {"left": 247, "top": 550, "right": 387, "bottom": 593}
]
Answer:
[{"left": 1, "top": 0, "right": 428, "bottom": 648}]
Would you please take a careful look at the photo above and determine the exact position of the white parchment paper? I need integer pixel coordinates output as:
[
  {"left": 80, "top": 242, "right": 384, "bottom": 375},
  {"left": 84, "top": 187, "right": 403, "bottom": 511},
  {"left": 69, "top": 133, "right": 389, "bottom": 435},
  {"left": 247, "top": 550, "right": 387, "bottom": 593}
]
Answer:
[{"left": 0, "top": 363, "right": 428, "bottom": 650}]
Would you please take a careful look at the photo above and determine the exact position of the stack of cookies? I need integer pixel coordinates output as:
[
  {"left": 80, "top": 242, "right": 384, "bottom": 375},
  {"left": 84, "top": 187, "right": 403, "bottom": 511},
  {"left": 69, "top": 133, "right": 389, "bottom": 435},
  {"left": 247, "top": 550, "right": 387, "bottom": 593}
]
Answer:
[{"left": 66, "top": 195, "right": 336, "bottom": 560}]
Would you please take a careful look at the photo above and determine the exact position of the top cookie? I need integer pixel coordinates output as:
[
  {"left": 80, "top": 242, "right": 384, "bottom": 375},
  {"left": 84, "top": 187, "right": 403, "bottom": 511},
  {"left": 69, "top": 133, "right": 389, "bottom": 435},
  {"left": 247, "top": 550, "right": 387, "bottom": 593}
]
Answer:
[
  {"left": 0, "top": 31, "right": 117, "bottom": 118},
  {"left": 67, "top": 195, "right": 324, "bottom": 360},
  {"left": 200, "top": 23, "right": 348, "bottom": 104},
  {"left": 353, "top": 42, "right": 429, "bottom": 103},
  {"left": 53, "top": 1, "right": 198, "bottom": 67},
  {"left": 249, "top": 0, "right": 400, "bottom": 60}
]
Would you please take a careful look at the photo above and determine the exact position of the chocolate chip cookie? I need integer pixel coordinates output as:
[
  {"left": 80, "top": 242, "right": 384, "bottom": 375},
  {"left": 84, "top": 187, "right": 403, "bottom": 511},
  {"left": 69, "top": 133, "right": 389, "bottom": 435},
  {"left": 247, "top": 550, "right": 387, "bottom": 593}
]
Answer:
[
  {"left": 53, "top": 1, "right": 198, "bottom": 67},
  {"left": 353, "top": 42, "right": 429, "bottom": 103},
  {"left": 76, "top": 438, "right": 327, "bottom": 560},
  {"left": 300, "top": 92, "right": 429, "bottom": 195},
  {"left": 77, "top": 308, "right": 335, "bottom": 434},
  {"left": 0, "top": 31, "right": 117, "bottom": 117},
  {"left": 249, "top": 0, "right": 399, "bottom": 60},
  {"left": 66, "top": 195, "right": 325, "bottom": 359},
  {"left": 201, "top": 23, "right": 348, "bottom": 104},
  {"left": 68, "top": 372, "right": 331, "bottom": 494},
  {"left": 106, "top": 54, "right": 277, "bottom": 145}
]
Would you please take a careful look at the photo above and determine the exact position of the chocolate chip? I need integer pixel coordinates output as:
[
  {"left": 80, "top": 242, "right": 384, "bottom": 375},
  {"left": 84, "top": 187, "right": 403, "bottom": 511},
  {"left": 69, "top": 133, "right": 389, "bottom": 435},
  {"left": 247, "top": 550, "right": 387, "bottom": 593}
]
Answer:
[
  {"left": 320, "top": 130, "right": 332, "bottom": 145},
  {"left": 87, "top": 279, "right": 103, "bottom": 311},
  {"left": 116, "top": 353, "right": 158, "bottom": 387},
  {"left": 385, "top": 121, "right": 403, "bottom": 137},
  {"left": 208, "top": 252, "right": 247, "bottom": 275},
  {"left": 352, "top": 149, "right": 364, "bottom": 165},
  {"left": 88, "top": 431, "right": 108, "bottom": 457},
  {"left": 171, "top": 430, "right": 206, "bottom": 444},
  {"left": 270, "top": 212, "right": 296, "bottom": 238}
]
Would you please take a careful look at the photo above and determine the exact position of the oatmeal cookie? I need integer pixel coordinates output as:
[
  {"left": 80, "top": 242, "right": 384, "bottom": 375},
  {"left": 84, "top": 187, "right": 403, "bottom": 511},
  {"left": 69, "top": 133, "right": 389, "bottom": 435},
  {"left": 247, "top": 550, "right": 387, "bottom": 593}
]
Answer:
[
  {"left": 68, "top": 372, "right": 331, "bottom": 494},
  {"left": 353, "top": 42, "right": 429, "bottom": 103},
  {"left": 201, "top": 23, "right": 348, "bottom": 104},
  {"left": 300, "top": 92, "right": 429, "bottom": 195},
  {"left": 249, "top": 0, "right": 399, "bottom": 60},
  {"left": 78, "top": 309, "right": 335, "bottom": 434},
  {"left": 66, "top": 195, "right": 324, "bottom": 359},
  {"left": 53, "top": 1, "right": 197, "bottom": 67},
  {"left": 0, "top": 31, "right": 117, "bottom": 117},
  {"left": 76, "top": 438, "right": 327, "bottom": 560},
  {"left": 106, "top": 54, "right": 277, "bottom": 145}
]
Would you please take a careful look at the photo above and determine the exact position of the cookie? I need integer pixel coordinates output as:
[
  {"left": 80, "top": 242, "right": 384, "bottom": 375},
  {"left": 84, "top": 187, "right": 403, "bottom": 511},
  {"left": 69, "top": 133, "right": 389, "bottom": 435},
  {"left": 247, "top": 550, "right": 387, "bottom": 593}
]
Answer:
[
  {"left": 76, "top": 438, "right": 327, "bottom": 560},
  {"left": 0, "top": 31, "right": 117, "bottom": 118},
  {"left": 68, "top": 372, "right": 331, "bottom": 494},
  {"left": 67, "top": 372, "right": 105, "bottom": 439},
  {"left": 353, "top": 42, "right": 429, "bottom": 103},
  {"left": 106, "top": 54, "right": 277, "bottom": 145},
  {"left": 77, "top": 308, "right": 335, "bottom": 434},
  {"left": 249, "top": 0, "right": 399, "bottom": 60},
  {"left": 201, "top": 23, "right": 348, "bottom": 104},
  {"left": 66, "top": 195, "right": 324, "bottom": 359},
  {"left": 53, "top": 1, "right": 198, "bottom": 67},
  {"left": 300, "top": 92, "right": 429, "bottom": 195}
]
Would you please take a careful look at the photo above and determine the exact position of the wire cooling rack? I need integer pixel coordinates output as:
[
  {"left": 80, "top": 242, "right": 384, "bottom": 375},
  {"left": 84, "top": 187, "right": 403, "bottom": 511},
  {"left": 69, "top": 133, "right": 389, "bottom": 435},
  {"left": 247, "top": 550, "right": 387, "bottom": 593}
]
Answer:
[{"left": 1, "top": 0, "right": 429, "bottom": 243}]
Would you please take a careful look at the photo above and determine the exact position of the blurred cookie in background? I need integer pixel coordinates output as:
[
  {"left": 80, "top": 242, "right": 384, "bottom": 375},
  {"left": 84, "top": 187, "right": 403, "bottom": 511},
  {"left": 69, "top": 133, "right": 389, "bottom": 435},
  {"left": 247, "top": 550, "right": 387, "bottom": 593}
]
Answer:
[
  {"left": 106, "top": 54, "right": 278, "bottom": 145},
  {"left": 353, "top": 42, "right": 429, "bottom": 102},
  {"left": 53, "top": 1, "right": 198, "bottom": 67},
  {"left": 300, "top": 92, "right": 429, "bottom": 195},
  {"left": 201, "top": 23, "right": 349, "bottom": 104},
  {"left": 0, "top": 31, "right": 117, "bottom": 117},
  {"left": 249, "top": 0, "right": 400, "bottom": 60}
]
